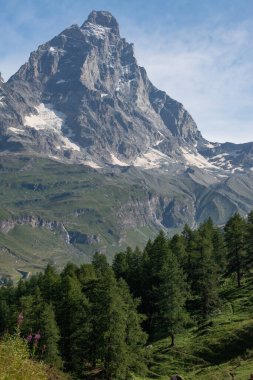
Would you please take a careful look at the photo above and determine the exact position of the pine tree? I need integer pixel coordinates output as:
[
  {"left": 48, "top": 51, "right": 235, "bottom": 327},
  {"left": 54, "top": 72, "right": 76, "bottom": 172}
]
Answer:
[
  {"left": 39, "top": 303, "right": 63, "bottom": 368},
  {"left": 38, "top": 264, "right": 60, "bottom": 303},
  {"left": 169, "top": 234, "right": 187, "bottom": 268},
  {"left": 185, "top": 223, "right": 220, "bottom": 319},
  {"left": 196, "top": 233, "right": 220, "bottom": 319},
  {"left": 153, "top": 249, "right": 188, "bottom": 346},
  {"left": 118, "top": 279, "right": 148, "bottom": 376},
  {"left": 225, "top": 213, "right": 247, "bottom": 287},
  {"left": 89, "top": 268, "right": 128, "bottom": 379},
  {"left": 143, "top": 230, "right": 171, "bottom": 333},
  {"left": 212, "top": 226, "right": 227, "bottom": 274},
  {"left": 57, "top": 271, "right": 91, "bottom": 374}
]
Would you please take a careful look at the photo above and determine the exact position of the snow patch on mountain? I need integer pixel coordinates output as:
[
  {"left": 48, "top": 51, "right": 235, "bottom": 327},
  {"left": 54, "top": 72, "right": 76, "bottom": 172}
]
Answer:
[
  {"left": 110, "top": 153, "right": 128, "bottom": 166},
  {"left": 83, "top": 160, "right": 102, "bottom": 169},
  {"left": 134, "top": 148, "right": 170, "bottom": 169},
  {"left": 24, "top": 104, "right": 64, "bottom": 131},
  {"left": 9, "top": 127, "right": 23, "bottom": 134},
  {"left": 181, "top": 147, "right": 217, "bottom": 169},
  {"left": 24, "top": 103, "right": 80, "bottom": 151}
]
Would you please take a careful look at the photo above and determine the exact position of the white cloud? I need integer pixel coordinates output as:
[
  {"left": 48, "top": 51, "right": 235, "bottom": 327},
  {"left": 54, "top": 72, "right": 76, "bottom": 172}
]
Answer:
[{"left": 131, "top": 22, "right": 253, "bottom": 143}]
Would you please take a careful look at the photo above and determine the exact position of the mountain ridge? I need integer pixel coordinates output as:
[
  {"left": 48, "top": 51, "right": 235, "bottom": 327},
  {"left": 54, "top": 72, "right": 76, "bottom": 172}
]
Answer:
[
  {"left": 0, "top": 11, "right": 253, "bottom": 279},
  {"left": 1, "top": 10, "right": 252, "bottom": 173}
]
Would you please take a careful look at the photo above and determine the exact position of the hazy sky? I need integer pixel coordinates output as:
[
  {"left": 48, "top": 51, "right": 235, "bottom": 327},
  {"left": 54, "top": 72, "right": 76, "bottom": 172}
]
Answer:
[{"left": 0, "top": 0, "right": 253, "bottom": 143}]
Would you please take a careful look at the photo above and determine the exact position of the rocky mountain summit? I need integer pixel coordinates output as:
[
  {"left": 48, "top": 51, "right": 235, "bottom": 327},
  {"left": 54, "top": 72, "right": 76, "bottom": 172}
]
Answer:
[
  {"left": 1, "top": 10, "right": 252, "bottom": 173},
  {"left": 0, "top": 11, "right": 253, "bottom": 278}
]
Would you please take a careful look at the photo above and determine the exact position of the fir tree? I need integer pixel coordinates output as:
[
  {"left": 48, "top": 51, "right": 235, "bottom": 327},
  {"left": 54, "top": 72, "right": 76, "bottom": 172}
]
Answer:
[
  {"left": 89, "top": 268, "right": 128, "bottom": 379},
  {"left": 225, "top": 213, "right": 246, "bottom": 287},
  {"left": 39, "top": 303, "right": 63, "bottom": 368},
  {"left": 153, "top": 249, "right": 188, "bottom": 346},
  {"left": 57, "top": 271, "right": 90, "bottom": 374},
  {"left": 118, "top": 279, "right": 148, "bottom": 376}
]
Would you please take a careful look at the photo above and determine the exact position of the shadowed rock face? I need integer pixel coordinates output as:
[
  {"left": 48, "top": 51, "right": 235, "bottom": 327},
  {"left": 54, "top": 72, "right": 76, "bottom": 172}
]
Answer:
[
  {"left": 1, "top": 10, "right": 252, "bottom": 172},
  {"left": 0, "top": 10, "right": 206, "bottom": 166},
  {"left": 0, "top": 10, "right": 253, "bottom": 254},
  {"left": 83, "top": 10, "right": 120, "bottom": 33}
]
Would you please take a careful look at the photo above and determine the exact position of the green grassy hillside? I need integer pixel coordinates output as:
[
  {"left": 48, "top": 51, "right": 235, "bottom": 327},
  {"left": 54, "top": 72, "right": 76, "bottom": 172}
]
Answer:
[
  {"left": 0, "top": 155, "right": 160, "bottom": 279},
  {"left": 137, "top": 277, "right": 253, "bottom": 380},
  {"left": 1, "top": 154, "right": 253, "bottom": 281}
]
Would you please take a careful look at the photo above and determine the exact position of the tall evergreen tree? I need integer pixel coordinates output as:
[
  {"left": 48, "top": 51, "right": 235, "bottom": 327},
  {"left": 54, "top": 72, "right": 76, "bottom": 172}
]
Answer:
[
  {"left": 153, "top": 249, "right": 188, "bottom": 346},
  {"left": 38, "top": 265, "right": 60, "bottom": 303},
  {"left": 212, "top": 227, "right": 227, "bottom": 274},
  {"left": 169, "top": 233, "right": 187, "bottom": 269},
  {"left": 57, "top": 271, "right": 91, "bottom": 374},
  {"left": 196, "top": 233, "right": 220, "bottom": 318},
  {"left": 89, "top": 268, "right": 128, "bottom": 379},
  {"left": 39, "top": 303, "right": 63, "bottom": 369},
  {"left": 118, "top": 279, "right": 148, "bottom": 376},
  {"left": 225, "top": 213, "right": 247, "bottom": 287}
]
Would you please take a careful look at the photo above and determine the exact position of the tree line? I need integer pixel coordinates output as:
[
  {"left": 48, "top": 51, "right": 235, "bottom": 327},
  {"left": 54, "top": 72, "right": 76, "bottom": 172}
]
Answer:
[{"left": 0, "top": 211, "right": 253, "bottom": 379}]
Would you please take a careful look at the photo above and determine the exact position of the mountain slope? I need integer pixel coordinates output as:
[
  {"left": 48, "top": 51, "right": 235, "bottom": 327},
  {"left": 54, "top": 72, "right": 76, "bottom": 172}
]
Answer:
[
  {"left": 1, "top": 10, "right": 252, "bottom": 172},
  {"left": 0, "top": 11, "right": 253, "bottom": 279}
]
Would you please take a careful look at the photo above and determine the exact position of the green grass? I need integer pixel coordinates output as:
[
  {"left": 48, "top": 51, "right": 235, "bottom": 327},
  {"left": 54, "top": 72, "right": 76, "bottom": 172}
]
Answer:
[
  {"left": 0, "top": 155, "right": 173, "bottom": 279},
  {"left": 136, "top": 277, "right": 253, "bottom": 380}
]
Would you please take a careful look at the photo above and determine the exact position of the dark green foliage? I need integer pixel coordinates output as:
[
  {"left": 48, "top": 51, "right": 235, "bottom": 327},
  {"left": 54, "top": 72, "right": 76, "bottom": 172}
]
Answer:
[
  {"left": 225, "top": 213, "right": 247, "bottom": 287},
  {"left": 1, "top": 211, "right": 253, "bottom": 379},
  {"left": 57, "top": 271, "right": 91, "bottom": 374},
  {"left": 245, "top": 210, "right": 253, "bottom": 270},
  {"left": 39, "top": 303, "right": 63, "bottom": 368},
  {"left": 153, "top": 249, "right": 188, "bottom": 345}
]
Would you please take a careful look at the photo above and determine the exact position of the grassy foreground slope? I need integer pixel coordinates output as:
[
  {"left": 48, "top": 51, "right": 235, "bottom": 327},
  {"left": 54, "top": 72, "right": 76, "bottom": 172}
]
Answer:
[
  {"left": 0, "top": 334, "right": 69, "bottom": 380},
  {"left": 137, "top": 277, "right": 253, "bottom": 380}
]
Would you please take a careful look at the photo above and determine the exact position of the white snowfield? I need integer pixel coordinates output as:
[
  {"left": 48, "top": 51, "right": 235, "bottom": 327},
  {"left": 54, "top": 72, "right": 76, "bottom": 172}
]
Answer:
[
  {"left": 110, "top": 153, "right": 128, "bottom": 166},
  {"left": 17, "top": 104, "right": 245, "bottom": 173},
  {"left": 24, "top": 103, "right": 80, "bottom": 151},
  {"left": 134, "top": 148, "right": 170, "bottom": 169},
  {"left": 180, "top": 147, "right": 218, "bottom": 169}
]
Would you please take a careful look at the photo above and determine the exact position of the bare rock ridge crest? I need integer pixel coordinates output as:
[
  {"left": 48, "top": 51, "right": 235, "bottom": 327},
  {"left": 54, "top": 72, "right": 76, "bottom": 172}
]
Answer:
[
  {"left": 0, "top": 10, "right": 252, "bottom": 172},
  {"left": 0, "top": 11, "right": 253, "bottom": 277}
]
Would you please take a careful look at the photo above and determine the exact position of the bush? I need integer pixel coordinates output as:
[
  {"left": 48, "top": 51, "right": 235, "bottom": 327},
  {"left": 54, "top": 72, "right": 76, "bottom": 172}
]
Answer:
[{"left": 0, "top": 334, "right": 48, "bottom": 380}]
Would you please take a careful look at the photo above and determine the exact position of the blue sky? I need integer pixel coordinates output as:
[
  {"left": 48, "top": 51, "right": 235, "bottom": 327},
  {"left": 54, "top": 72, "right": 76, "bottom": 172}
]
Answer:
[{"left": 0, "top": 0, "right": 253, "bottom": 143}]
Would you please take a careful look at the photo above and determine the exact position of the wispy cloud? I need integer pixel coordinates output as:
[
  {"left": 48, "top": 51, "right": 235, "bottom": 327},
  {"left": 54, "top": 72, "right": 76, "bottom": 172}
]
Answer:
[{"left": 131, "top": 21, "right": 253, "bottom": 143}]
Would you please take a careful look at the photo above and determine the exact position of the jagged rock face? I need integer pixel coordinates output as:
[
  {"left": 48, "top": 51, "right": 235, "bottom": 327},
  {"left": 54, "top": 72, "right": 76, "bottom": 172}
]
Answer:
[
  {"left": 0, "top": 10, "right": 253, "bottom": 267},
  {"left": 0, "top": 10, "right": 208, "bottom": 167},
  {"left": 1, "top": 10, "right": 252, "bottom": 172}
]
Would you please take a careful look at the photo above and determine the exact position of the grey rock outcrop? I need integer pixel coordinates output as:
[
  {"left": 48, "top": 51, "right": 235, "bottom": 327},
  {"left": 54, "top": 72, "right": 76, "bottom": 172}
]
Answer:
[
  {"left": 0, "top": 10, "right": 252, "bottom": 173},
  {"left": 0, "top": 11, "right": 208, "bottom": 166},
  {"left": 0, "top": 10, "right": 253, "bottom": 264}
]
